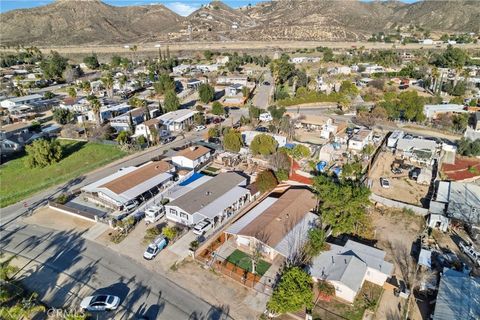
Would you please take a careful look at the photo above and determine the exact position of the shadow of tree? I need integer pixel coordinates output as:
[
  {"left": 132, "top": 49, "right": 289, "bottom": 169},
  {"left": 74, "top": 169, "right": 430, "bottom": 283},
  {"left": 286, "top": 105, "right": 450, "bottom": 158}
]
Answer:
[{"left": 189, "top": 304, "right": 231, "bottom": 320}]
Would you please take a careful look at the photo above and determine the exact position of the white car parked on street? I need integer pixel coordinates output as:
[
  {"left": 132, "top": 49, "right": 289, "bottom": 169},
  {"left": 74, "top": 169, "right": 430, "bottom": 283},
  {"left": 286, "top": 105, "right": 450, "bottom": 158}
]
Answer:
[{"left": 80, "top": 295, "right": 120, "bottom": 312}]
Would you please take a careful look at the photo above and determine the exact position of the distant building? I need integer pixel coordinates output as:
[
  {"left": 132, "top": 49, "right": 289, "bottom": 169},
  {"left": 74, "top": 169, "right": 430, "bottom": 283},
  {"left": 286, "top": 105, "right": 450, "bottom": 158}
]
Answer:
[
  {"left": 423, "top": 104, "right": 466, "bottom": 120},
  {"left": 0, "top": 94, "right": 43, "bottom": 111},
  {"left": 171, "top": 145, "right": 213, "bottom": 169},
  {"left": 216, "top": 76, "right": 248, "bottom": 87},
  {"left": 348, "top": 129, "right": 373, "bottom": 151},
  {"left": 242, "top": 131, "right": 287, "bottom": 148}
]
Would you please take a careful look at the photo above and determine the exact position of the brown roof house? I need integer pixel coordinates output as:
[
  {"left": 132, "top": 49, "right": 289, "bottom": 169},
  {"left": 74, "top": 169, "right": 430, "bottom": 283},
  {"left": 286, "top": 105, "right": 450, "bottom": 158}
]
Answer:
[
  {"left": 225, "top": 187, "right": 318, "bottom": 261},
  {"left": 81, "top": 161, "right": 174, "bottom": 210},
  {"left": 171, "top": 145, "right": 213, "bottom": 169}
]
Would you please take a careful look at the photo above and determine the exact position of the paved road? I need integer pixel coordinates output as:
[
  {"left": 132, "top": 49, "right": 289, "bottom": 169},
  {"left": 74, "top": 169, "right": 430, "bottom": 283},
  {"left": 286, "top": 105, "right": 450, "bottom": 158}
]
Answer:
[
  {"left": 252, "top": 72, "right": 273, "bottom": 109},
  {"left": 0, "top": 223, "right": 230, "bottom": 320},
  {"left": 0, "top": 132, "right": 204, "bottom": 228}
]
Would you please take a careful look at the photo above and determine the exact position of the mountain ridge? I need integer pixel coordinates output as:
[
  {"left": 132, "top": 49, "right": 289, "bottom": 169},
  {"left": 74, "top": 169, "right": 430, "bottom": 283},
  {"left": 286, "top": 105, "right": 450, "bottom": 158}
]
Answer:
[{"left": 0, "top": 0, "right": 478, "bottom": 46}]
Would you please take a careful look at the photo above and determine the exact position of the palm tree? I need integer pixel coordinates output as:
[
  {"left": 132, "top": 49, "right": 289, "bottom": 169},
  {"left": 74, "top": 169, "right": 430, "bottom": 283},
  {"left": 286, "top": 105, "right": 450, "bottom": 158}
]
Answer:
[
  {"left": 0, "top": 294, "right": 45, "bottom": 320},
  {"left": 82, "top": 81, "right": 91, "bottom": 95},
  {"left": 89, "top": 98, "right": 102, "bottom": 125},
  {"left": 101, "top": 73, "right": 114, "bottom": 98}
]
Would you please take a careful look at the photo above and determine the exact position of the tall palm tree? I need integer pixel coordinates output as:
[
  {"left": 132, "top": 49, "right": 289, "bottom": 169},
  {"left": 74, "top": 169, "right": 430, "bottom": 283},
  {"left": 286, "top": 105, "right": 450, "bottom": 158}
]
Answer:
[
  {"left": 90, "top": 98, "right": 101, "bottom": 125},
  {"left": 101, "top": 73, "right": 114, "bottom": 98}
]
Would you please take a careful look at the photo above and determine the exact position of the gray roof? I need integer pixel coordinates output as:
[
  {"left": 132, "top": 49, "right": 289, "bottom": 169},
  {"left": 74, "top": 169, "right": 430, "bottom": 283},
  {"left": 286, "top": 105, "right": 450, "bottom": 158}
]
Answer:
[
  {"left": 446, "top": 182, "right": 480, "bottom": 225},
  {"left": 396, "top": 138, "right": 438, "bottom": 152},
  {"left": 167, "top": 172, "right": 247, "bottom": 214},
  {"left": 5, "top": 93, "right": 43, "bottom": 103},
  {"left": 433, "top": 269, "right": 480, "bottom": 320},
  {"left": 310, "top": 240, "right": 393, "bottom": 292}
]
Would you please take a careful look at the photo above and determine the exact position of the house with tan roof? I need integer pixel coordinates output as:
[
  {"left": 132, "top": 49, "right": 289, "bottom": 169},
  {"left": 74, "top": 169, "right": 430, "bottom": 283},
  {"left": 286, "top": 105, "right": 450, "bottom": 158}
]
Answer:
[
  {"left": 171, "top": 145, "right": 213, "bottom": 169},
  {"left": 225, "top": 188, "right": 318, "bottom": 261},
  {"left": 81, "top": 161, "right": 174, "bottom": 210}
]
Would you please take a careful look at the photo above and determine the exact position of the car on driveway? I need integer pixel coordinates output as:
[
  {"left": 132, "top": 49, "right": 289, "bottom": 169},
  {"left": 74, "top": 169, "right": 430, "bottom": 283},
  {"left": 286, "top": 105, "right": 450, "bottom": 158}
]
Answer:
[
  {"left": 263, "top": 81, "right": 270, "bottom": 86},
  {"left": 80, "top": 295, "right": 120, "bottom": 312},
  {"left": 194, "top": 125, "right": 206, "bottom": 131},
  {"left": 161, "top": 136, "right": 175, "bottom": 144},
  {"left": 193, "top": 219, "right": 213, "bottom": 235},
  {"left": 143, "top": 235, "right": 168, "bottom": 260},
  {"left": 380, "top": 178, "right": 390, "bottom": 188},
  {"left": 391, "top": 167, "right": 402, "bottom": 175}
]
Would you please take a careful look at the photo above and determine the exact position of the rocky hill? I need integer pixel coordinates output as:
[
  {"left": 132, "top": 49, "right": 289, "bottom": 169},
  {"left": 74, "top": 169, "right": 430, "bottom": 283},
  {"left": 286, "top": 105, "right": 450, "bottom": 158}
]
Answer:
[
  {"left": 1, "top": 0, "right": 479, "bottom": 46},
  {"left": 0, "top": 0, "right": 183, "bottom": 45}
]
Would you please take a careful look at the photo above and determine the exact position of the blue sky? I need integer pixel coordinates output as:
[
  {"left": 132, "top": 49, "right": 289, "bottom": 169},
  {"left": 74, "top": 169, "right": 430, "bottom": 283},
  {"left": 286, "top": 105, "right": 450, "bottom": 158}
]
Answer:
[{"left": 0, "top": 0, "right": 420, "bottom": 15}]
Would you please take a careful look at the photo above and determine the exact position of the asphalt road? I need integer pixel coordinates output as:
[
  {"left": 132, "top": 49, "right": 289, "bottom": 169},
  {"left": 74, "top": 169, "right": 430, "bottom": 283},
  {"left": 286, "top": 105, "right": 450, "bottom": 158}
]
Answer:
[
  {"left": 252, "top": 72, "right": 273, "bottom": 109},
  {"left": 0, "top": 223, "right": 230, "bottom": 320},
  {"left": 0, "top": 132, "right": 204, "bottom": 228}
]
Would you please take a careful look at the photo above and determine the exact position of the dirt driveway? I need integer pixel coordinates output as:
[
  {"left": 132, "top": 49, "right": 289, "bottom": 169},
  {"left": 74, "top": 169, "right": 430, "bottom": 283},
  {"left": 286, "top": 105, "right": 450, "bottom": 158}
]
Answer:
[
  {"left": 369, "top": 151, "right": 429, "bottom": 206},
  {"left": 25, "top": 207, "right": 94, "bottom": 232},
  {"left": 370, "top": 208, "right": 425, "bottom": 320}
]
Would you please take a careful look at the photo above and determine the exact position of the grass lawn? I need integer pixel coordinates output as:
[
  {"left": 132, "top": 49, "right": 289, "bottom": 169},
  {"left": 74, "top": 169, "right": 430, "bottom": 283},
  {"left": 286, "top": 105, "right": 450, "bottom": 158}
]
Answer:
[
  {"left": 314, "top": 281, "right": 383, "bottom": 320},
  {"left": 0, "top": 140, "right": 127, "bottom": 208},
  {"left": 226, "top": 249, "right": 271, "bottom": 276}
]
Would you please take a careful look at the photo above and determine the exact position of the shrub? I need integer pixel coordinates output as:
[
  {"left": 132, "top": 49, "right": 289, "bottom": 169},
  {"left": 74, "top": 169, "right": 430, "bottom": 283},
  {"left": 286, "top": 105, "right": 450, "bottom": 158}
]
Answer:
[
  {"left": 55, "top": 193, "right": 69, "bottom": 205},
  {"left": 162, "top": 226, "right": 178, "bottom": 240}
]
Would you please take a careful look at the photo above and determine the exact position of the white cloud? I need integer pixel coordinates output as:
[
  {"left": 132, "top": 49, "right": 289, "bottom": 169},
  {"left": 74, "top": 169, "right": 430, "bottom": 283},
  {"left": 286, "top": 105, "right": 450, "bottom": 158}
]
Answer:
[{"left": 165, "top": 2, "right": 199, "bottom": 16}]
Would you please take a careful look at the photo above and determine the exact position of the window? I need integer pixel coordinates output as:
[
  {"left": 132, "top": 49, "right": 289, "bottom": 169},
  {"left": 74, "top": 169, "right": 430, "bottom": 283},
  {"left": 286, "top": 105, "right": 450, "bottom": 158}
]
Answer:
[
  {"left": 180, "top": 212, "right": 187, "bottom": 219},
  {"left": 170, "top": 209, "right": 177, "bottom": 216}
]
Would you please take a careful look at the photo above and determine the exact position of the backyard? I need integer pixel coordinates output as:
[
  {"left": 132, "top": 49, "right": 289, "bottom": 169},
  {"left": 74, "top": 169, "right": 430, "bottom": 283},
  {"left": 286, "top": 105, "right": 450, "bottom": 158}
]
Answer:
[
  {"left": 0, "top": 140, "right": 127, "bottom": 207},
  {"left": 314, "top": 281, "right": 383, "bottom": 320},
  {"left": 226, "top": 249, "right": 271, "bottom": 276}
]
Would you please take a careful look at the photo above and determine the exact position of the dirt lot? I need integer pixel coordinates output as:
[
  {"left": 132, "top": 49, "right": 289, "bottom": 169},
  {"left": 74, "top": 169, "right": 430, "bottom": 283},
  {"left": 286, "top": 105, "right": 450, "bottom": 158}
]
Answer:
[
  {"left": 369, "top": 151, "right": 429, "bottom": 206},
  {"left": 25, "top": 207, "right": 95, "bottom": 232},
  {"left": 370, "top": 208, "right": 425, "bottom": 320}
]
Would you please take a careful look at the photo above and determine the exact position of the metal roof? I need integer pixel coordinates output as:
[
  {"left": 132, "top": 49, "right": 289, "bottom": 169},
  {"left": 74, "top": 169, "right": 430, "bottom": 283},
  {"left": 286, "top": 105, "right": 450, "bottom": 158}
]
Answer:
[
  {"left": 432, "top": 269, "right": 480, "bottom": 320},
  {"left": 197, "top": 186, "right": 250, "bottom": 220},
  {"left": 167, "top": 172, "right": 247, "bottom": 214},
  {"left": 446, "top": 182, "right": 480, "bottom": 225},
  {"left": 225, "top": 197, "right": 278, "bottom": 235}
]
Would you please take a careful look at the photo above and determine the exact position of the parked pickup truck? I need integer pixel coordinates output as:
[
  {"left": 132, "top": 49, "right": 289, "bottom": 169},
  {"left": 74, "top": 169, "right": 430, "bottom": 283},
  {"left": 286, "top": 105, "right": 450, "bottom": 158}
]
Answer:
[
  {"left": 143, "top": 235, "right": 168, "bottom": 260},
  {"left": 459, "top": 241, "right": 480, "bottom": 266}
]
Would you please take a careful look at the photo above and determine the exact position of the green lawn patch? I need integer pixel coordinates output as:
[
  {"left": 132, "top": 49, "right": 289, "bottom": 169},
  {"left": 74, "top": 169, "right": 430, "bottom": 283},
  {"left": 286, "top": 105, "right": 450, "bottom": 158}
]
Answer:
[
  {"left": 0, "top": 140, "right": 127, "bottom": 208},
  {"left": 226, "top": 249, "right": 271, "bottom": 276},
  {"left": 204, "top": 166, "right": 219, "bottom": 172}
]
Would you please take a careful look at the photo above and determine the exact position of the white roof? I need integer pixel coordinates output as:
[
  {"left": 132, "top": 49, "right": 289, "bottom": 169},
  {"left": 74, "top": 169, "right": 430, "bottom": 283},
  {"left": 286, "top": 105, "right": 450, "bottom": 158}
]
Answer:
[
  {"left": 197, "top": 186, "right": 250, "bottom": 220},
  {"left": 158, "top": 109, "right": 197, "bottom": 124},
  {"left": 4, "top": 94, "right": 43, "bottom": 103},
  {"left": 396, "top": 138, "right": 438, "bottom": 152}
]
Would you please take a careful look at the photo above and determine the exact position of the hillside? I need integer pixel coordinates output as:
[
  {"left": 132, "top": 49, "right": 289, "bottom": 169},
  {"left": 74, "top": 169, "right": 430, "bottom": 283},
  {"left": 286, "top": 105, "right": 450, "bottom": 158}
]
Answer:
[
  {"left": 0, "top": 0, "right": 479, "bottom": 46},
  {"left": 0, "top": 0, "right": 183, "bottom": 45}
]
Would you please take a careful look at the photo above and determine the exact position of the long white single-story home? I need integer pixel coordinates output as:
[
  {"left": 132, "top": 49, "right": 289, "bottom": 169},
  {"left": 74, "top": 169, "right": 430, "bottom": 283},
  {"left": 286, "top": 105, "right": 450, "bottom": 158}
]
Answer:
[
  {"left": 158, "top": 109, "right": 197, "bottom": 132},
  {"left": 164, "top": 172, "right": 250, "bottom": 226}
]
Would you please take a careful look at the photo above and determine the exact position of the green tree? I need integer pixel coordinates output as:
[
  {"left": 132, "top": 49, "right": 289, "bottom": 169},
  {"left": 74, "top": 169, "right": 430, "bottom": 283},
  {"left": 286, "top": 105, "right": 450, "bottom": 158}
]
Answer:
[
  {"left": 290, "top": 144, "right": 310, "bottom": 159},
  {"left": 162, "top": 226, "right": 177, "bottom": 240},
  {"left": 0, "top": 293, "right": 45, "bottom": 320},
  {"left": 25, "top": 139, "right": 63, "bottom": 168},
  {"left": 154, "top": 74, "right": 175, "bottom": 95},
  {"left": 89, "top": 96, "right": 102, "bottom": 125},
  {"left": 53, "top": 108, "right": 73, "bottom": 125},
  {"left": 203, "top": 50, "right": 214, "bottom": 60},
  {"left": 40, "top": 51, "right": 68, "bottom": 79},
  {"left": 452, "top": 113, "right": 469, "bottom": 132},
  {"left": 250, "top": 134, "right": 278, "bottom": 156},
  {"left": 339, "top": 80, "right": 359, "bottom": 97},
  {"left": 116, "top": 131, "right": 130, "bottom": 144},
  {"left": 83, "top": 54, "right": 100, "bottom": 69},
  {"left": 163, "top": 89, "right": 180, "bottom": 112},
  {"left": 194, "top": 112, "right": 205, "bottom": 125},
  {"left": 66, "top": 86, "right": 77, "bottom": 99},
  {"left": 249, "top": 105, "right": 261, "bottom": 120},
  {"left": 208, "top": 127, "right": 220, "bottom": 138},
  {"left": 256, "top": 169, "right": 278, "bottom": 193},
  {"left": 270, "top": 55, "right": 295, "bottom": 84},
  {"left": 267, "top": 267, "right": 313, "bottom": 314},
  {"left": 0, "top": 254, "right": 18, "bottom": 281},
  {"left": 101, "top": 72, "right": 114, "bottom": 98},
  {"left": 223, "top": 128, "right": 243, "bottom": 152},
  {"left": 304, "top": 227, "right": 328, "bottom": 259},
  {"left": 43, "top": 91, "right": 55, "bottom": 99},
  {"left": 398, "top": 91, "right": 425, "bottom": 122},
  {"left": 313, "top": 174, "right": 371, "bottom": 236},
  {"left": 452, "top": 81, "right": 467, "bottom": 96},
  {"left": 211, "top": 101, "right": 224, "bottom": 115},
  {"left": 199, "top": 83, "right": 215, "bottom": 104},
  {"left": 275, "top": 169, "right": 289, "bottom": 182}
]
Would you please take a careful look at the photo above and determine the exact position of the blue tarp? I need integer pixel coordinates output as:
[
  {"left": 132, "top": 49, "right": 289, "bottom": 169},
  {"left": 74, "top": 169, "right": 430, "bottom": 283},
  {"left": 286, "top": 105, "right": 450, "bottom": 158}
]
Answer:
[
  {"left": 179, "top": 172, "right": 204, "bottom": 186},
  {"left": 316, "top": 161, "right": 327, "bottom": 172}
]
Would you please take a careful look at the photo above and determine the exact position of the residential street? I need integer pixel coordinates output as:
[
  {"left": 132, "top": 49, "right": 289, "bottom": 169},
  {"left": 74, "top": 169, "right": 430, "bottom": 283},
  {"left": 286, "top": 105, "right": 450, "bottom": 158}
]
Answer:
[
  {"left": 0, "top": 223, "right": 231, "bottom": 320},
  {"left": 0, "top": 132, "right": 204, "bottom": 228},
  {"left": 252, "top": 72, "right": 273, "bottom": 109}
]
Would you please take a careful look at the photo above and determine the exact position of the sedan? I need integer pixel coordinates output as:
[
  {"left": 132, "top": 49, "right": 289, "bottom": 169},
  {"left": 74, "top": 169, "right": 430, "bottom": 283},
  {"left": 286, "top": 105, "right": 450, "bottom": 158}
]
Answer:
[
  {"left": 380, "top": 178, "right": 390, "bottom": 189},
  {"left": 80, "top": 295, "right": 120, "bottom": 312},
  {"left": 194, "top": 125, "right": 206, "bottom": 131}
]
